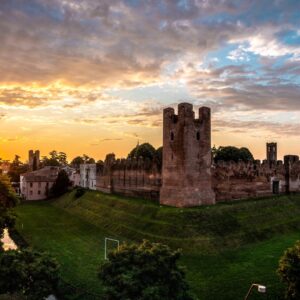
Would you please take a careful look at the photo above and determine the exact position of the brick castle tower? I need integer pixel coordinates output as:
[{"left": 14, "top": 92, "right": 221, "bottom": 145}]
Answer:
[
  {"left": 266, "top": 142, "right": 277, "bottom": 167},
  {"left": 29, "top": 150, "right": 40, "bottom": 171},
  {"left": 160, "top": 103, "right": 215, "bottom": 207}
]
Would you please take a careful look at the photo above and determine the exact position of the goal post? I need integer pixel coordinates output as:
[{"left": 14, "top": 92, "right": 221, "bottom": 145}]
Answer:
[{"left": 104, "top": 237, "right": 120, "bottom": 260}]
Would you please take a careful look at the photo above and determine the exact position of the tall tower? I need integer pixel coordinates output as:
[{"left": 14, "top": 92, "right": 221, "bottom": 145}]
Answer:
[
  {"left": 266, "top": 143, "right": 277, "bottom": 166},
  {"left": 160, "top": 103, "right": 215, "bottom": 207},
  {"left": 29, "top": 150, "right": 40, "bottom": 171}
]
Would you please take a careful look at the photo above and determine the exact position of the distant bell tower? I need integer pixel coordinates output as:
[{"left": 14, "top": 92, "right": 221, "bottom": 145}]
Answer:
[
  {"left": 29, "top": 150, "right": 40, "bottom": 171},
  {"left": 160, "top": 103, "right": 215, "bottom": 207},
  {"left": 266, "top": 143, "right": 277, "bottom": 166}
]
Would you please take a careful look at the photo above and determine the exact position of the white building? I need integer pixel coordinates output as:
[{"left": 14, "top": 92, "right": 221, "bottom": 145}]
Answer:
[
  {"left": 20, "top": 166, "right": 60, "bottom": 200},
  {"left": 80, "top": 164, "right": 97, "bottom": 190}
]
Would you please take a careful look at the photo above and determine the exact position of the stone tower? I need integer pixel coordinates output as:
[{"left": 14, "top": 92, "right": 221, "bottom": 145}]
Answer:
[
  {"left": 160, "top": 103, "right": 215, "bottom": 207},
  {"left": 266, "top": 142, "right": 277, "bottom": 166},
  {"left": 29, "top": 150, "right": 40, "bottom": 171}
]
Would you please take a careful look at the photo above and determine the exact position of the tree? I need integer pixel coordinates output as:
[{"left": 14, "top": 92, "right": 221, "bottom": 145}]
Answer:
[
  {"left": 71, "top": 156, "right": 84, "bottom": 169},
  {"left": 98, "top": 240, "right": 193, "bottom": 300},
  {"left": 214, "top": 146, "right": 254, "bottom": 163},
  {"left": 12, "top": 155, "right": 20, "bottom": 167},
  {"left": 278, "top": 240, "right": 300, "bottom": 299},
  {"left": 239, "top": 147, "right": 254, "bottom": 162},
  {"left": 50, "top": 170, "right": 70, "bottom": 197},
  {"left": 49, "top": 150, "right": 58, "bottom": 160},
  {"left": 128, "top": 143, "right": 156, "bottom": 160},
  {"left": 57, "top": 152, "right": 67, "bottom": 166},
  {"left": 8, "top": 159, "right": 28, "bottom": 183},
  {"left": 42, "top": 156, "right": 60, "bottom": 167},
  {"left": 41, "top": 151, "right": 68, "bottom": 167},
  {"left": 0, "top": 249, "right": 60, "bottom": 300},
  {"left": 0, "top": 175, "right": 18, "bottom": 251},
  {"left": 86, "top": 157, "right": 95, "bottom": 164},
  {"left": 0, "top": 175, "right": 18, "bottom": 209},
  {"left": 84, "top": 154, "right": 95, "bottom": 164}
]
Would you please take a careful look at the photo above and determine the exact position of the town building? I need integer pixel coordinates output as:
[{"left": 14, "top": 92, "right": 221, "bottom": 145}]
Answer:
[
  {"left": 80, "top": 164, "right": 97, "bottom": 190},
  {"left": 20, "top": 166, "right": 60, "bottom": 200}
]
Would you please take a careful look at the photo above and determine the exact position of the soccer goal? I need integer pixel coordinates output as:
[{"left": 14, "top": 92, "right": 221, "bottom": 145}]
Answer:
[{"left": 104, "top": 237, "right": 120, "bottom": 260}]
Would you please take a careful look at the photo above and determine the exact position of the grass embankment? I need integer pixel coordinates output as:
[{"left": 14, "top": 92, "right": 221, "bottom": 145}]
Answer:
[{"left": 14, "top": 191, "right": 300, "bottom": 299}]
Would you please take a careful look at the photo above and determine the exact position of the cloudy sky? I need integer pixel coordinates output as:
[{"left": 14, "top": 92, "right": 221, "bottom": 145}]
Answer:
[{"left": 1, "top": 0, "right": 300, "bottom": 161}]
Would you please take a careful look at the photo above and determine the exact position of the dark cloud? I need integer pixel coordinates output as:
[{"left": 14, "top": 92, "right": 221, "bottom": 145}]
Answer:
[
  {"left": 181, "top": 63, "right": 300, "bottom": 112},
  {"left": 2, "top": 0, "right": 299, "bottom": 88},
  {"left": 214, "top": 118, "right": 300, "bottom": 136}
]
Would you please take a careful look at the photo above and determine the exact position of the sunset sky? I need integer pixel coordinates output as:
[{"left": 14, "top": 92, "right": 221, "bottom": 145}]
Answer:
[{"left": 1, "top": 0, "right": 300, "bottom": 162}]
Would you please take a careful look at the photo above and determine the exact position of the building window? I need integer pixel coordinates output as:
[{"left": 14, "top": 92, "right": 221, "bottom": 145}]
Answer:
[
  {"left": 170, "top": 131, "right": 174, "bottom": 141},
  {"left": 38, "top": 190, "right": 41, "bottom": 195},
  {"left": 30, "top": 191, "right": 33, "bottom": 195},
  {"left": 196, "top": 131, "right": 200, "bottom": 140},
  {"left": 38, "top": 182, "right": 41, "bottom": 188},
  {"left": 30, "top": 182, "right": 33, "bottom": 188}
]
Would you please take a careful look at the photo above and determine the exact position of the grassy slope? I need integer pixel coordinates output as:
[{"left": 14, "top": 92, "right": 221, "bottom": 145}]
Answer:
[{"left": 14, "top": 191, "right": 300, "bottom": 299}]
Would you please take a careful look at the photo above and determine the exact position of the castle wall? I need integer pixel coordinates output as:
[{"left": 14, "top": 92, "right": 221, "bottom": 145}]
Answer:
[
  {"left": 212, "top": 160, "right": 294, "bottom": 202},
  {"left": 96, "top": 155, "right": 161, "bottom": 201},
  {"left": 95, "top": 155, "right": 300, "bottom": 205},
  {"left": 95, "top": 103, "right": 300, "bottom": 206}
]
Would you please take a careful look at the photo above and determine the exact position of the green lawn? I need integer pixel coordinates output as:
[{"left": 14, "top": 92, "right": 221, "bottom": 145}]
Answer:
[{"left": 13, "top": 191, "right": 300, "bottom": 299}]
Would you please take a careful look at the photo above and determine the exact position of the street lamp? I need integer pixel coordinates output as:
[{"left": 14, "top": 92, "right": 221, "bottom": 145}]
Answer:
[{"left": 244, "top": 283, "right": 267, "bottom": 300}]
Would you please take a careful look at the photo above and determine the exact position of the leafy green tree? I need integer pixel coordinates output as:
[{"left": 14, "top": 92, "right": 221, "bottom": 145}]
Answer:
[
  {"left": 0, "top": 249, "right": 60, "bottom": 300},
  {"left": 239, "top": 147, "right": 254, "bottom": 162},
  {"left": 82, "top": 154, "right": 95, "bottom": 164},
  {"left": 12, "top": 155, "right": 20, "bottom": 166},
  {"left": 86, "top": 158, "right": 95, "bottom": 164},
  {"left": 71, "top": 156, "right": 84, "bottom": 169},
  {"left": 214, "top": 146, "right": 254, "bottom": 163},
  {"left": 278, "top": 240, "right": 300, "bottom": 299},
  {"left": 0, "top": 175, "right": 18, "bottom": 251},
  {"left": 42, "top": 156, "right": 60, "bottom": 167},
  {"left": 128, "top": 143, "right": 156, "bottom": 160},
  {"left": 49, "top": 150, "right": 58, "bottom": 160},
  {"left": 8, "top": 160, "right": 28, "bottom": 183},
  {"left": 0, "top": 175, "right": 18, "bottom": 209},
  {"left": 57, "top": 152, "right": 68, "bottom": 166},
  {"left": 42, "top": 150, "right": 68, "bottom": 167},
  {"left": 99, "top": 240, "right": 193, "bottom": 300},
  {"left": 50, "top": 170, "right": 70, "bottom": 197}
]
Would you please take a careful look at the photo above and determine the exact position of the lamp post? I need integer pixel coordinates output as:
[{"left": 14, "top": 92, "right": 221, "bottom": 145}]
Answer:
[{"left": 244, "top": 284, "right": 266, "bottom": 300}]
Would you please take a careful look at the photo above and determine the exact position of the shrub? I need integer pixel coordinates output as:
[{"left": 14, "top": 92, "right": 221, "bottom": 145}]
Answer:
[
  {"left": 98, "top": 240, "right": 193, "bottom": 300},
  {"left": 0, "top": 249, "right": 60, "bottom": 300},
  {"left": 278, "top": 240, "right": 300, "bottom": 299},
  {"left": 74, "top": 187, "right": 86, "bottom": 199}
]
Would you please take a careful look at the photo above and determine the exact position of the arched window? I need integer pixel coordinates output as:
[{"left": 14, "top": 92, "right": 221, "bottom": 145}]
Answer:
[
  {"left": 170, "top": 131, "right": 174, "bottom": 141},
  {"left": 196, "top": 131, "right": 200, "bottom": 140}
]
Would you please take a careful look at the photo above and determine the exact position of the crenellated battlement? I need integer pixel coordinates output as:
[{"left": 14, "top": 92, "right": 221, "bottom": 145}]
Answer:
[{"left": 163, "top": 103, "right": 211, "bottom": 125}]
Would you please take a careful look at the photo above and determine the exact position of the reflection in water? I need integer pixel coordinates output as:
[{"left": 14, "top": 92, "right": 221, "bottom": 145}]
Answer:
[{"left": 1, "top": 228, "right": 17, "bottom": 251}]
